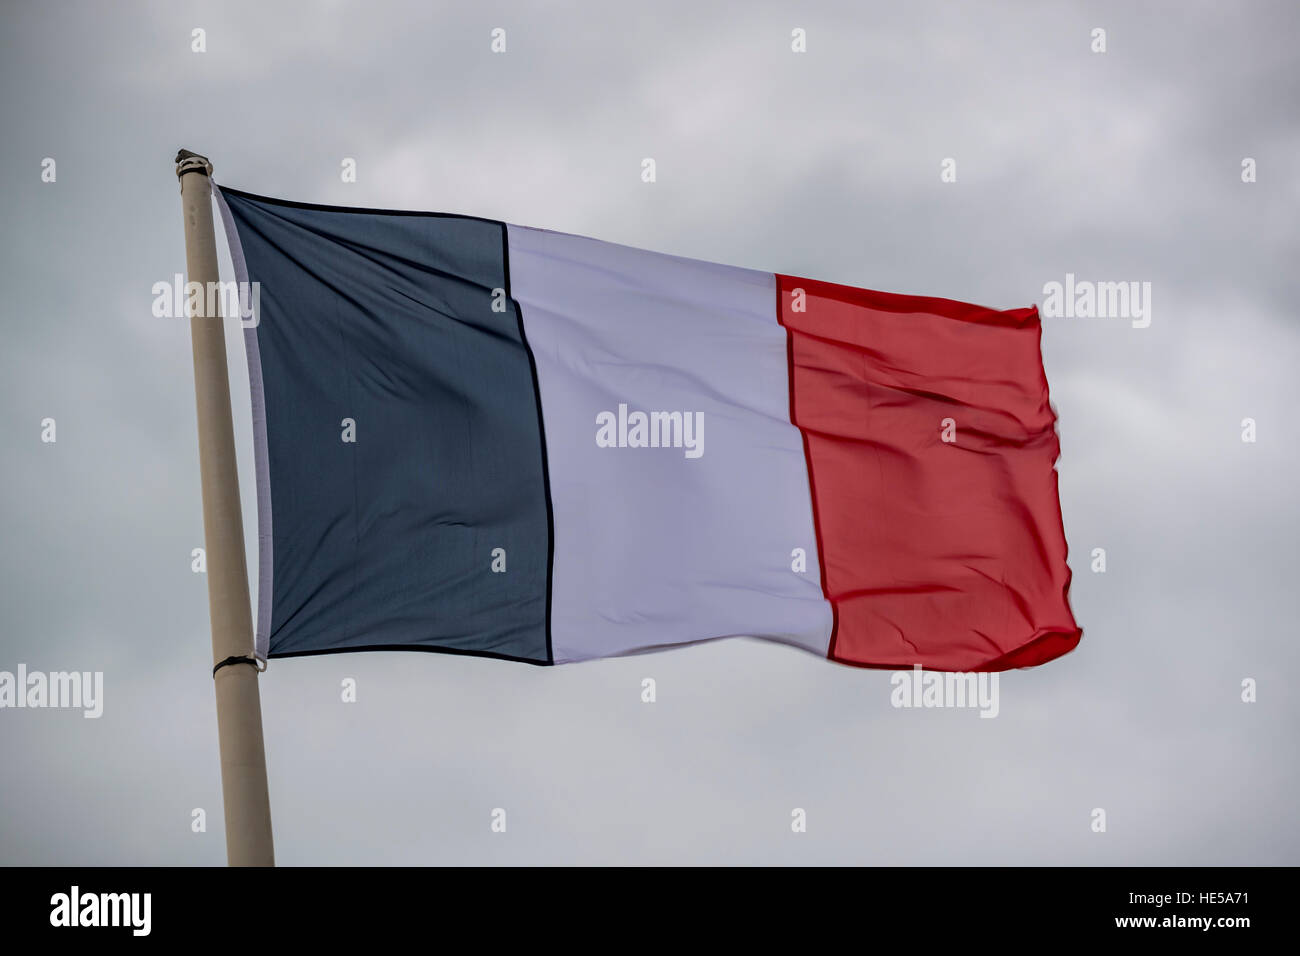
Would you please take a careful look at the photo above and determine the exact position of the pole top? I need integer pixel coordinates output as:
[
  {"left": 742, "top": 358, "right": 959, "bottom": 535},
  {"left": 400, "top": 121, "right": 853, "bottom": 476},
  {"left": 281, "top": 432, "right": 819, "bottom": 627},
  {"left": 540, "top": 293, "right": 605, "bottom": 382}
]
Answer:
[{"left": 175, "top": 149, "right": 213, "bottom": 180}]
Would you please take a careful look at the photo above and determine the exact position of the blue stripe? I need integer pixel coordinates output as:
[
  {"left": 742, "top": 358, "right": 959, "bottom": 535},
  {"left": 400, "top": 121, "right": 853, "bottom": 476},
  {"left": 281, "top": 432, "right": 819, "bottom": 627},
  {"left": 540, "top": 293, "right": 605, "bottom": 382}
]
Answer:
[{"left": 219, "top": 188, "right": 551, "bottom": 663}]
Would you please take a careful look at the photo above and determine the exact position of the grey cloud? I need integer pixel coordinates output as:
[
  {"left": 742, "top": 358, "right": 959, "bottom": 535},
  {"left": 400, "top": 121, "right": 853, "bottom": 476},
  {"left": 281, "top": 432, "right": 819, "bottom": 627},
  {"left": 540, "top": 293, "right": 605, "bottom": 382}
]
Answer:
[{"left": 0, "top": 0, "right": 1296, "bottom": 864}]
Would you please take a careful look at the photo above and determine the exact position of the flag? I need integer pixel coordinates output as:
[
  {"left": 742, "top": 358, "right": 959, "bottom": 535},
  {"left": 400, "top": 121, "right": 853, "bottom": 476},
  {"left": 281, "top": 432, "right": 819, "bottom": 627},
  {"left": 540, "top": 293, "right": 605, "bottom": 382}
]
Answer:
[{"left": 214, "top": 186, "right": 1081, "bottom": 671}]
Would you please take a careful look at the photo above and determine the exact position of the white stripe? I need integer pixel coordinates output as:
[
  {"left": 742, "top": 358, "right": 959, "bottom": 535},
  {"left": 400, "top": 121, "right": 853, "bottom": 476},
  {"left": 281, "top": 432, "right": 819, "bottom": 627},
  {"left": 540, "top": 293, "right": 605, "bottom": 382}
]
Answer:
[
  {"left": 213, "top": 184, "right": 273, "bottom": 663},
  {"left": 507, "top": 224, "right": 832, "bottom": 663}
]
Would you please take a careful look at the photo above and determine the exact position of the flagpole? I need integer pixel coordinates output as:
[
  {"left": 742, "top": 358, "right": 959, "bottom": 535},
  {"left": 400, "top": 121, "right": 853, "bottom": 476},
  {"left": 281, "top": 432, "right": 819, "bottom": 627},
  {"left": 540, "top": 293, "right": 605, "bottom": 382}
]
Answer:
[{"left": 175, "top": 149, "right": 275, "bottom": 867}]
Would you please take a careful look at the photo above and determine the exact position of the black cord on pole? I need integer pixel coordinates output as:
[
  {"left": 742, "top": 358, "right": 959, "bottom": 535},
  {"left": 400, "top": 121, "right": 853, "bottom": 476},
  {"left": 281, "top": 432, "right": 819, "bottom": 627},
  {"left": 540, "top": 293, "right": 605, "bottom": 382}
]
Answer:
[{"left": 213, "top": 655, "right": 260, "bottom": 677}]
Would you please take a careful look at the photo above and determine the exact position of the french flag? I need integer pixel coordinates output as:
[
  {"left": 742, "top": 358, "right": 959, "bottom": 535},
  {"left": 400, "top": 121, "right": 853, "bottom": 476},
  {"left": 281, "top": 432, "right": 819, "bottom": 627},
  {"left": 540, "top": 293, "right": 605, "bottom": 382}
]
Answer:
[{"left": 216, "top": 186, "right": 1081, "bottom": 672}]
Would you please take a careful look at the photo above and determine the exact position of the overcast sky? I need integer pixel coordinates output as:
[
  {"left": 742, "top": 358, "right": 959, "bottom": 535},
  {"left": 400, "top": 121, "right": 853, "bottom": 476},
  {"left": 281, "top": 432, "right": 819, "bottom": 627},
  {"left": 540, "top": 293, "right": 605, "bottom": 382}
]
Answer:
[{"left": 1, "top": 0, "right": 1297, "bottom": 864}]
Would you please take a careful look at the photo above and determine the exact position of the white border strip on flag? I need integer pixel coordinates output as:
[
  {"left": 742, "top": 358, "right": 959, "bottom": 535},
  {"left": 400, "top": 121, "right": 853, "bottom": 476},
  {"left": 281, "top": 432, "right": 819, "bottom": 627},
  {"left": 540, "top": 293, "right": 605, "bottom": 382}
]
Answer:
[{"left": 212, "top": 182, "right": 273, "bottom": 663}]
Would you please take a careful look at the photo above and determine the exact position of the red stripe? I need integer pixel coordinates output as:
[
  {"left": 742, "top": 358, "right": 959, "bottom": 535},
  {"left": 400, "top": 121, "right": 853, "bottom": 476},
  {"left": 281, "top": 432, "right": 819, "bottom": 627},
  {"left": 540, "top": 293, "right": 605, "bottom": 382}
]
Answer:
[{"left": 776, "top": 274, "right": 1081, "bottom": 672}]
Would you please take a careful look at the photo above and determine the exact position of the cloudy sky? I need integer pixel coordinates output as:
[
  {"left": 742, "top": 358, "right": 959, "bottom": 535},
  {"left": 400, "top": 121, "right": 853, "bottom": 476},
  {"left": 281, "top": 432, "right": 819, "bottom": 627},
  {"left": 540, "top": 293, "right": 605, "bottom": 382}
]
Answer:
[{"left": 1, "top": 0, "right": 1296, "bottom": 864}]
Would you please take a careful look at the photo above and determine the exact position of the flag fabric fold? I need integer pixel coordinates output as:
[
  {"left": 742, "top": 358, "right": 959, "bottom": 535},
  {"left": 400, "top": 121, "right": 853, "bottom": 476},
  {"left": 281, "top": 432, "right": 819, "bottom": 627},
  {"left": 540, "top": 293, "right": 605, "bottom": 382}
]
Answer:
[{"left": 215, "top": 185, "right": 1081, "bottom": 671}]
